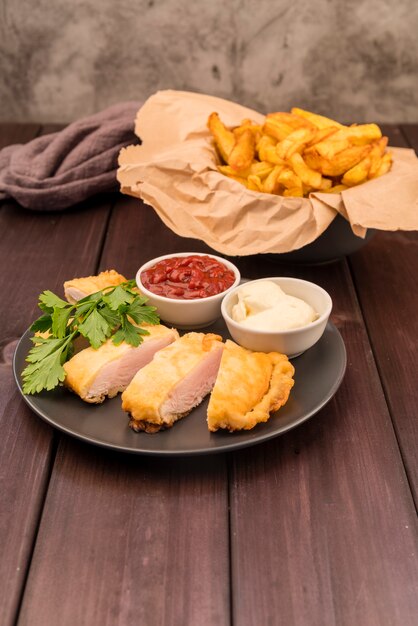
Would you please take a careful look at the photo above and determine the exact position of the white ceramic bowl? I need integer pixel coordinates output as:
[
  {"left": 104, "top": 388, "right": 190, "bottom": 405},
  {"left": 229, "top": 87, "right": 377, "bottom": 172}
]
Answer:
[
  {"left": 136, "top": 252, "right": 241, "bottom": 329},
  {"left": 221, "top": 277, "right": 332, "bottom": 358}
]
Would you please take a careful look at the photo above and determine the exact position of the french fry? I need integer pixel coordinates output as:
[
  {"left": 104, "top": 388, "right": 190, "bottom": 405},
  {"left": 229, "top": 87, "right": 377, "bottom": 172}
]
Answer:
[
  {"left": 228, "top": 129, "right": 256, "bottom": 172},
  {"left": 325, "top": 184, "right": 349, "bottom": 194},
  {"left": 327, "top": 123, "right": 382, "bottom": 146},
  {"left": 257, "top": 135, "right": 284, "bottom": 165},
  {"left": 368, "top": 137, "right": 388, "bottom": 178},
  {"left": 275, "top": 127, "right": 315, "bottom": 160},
  {"left": 262, "top": 165, "right": 284, "bottom": 194},
  {"left": 263, "top": 116, "right": 294, "bottom": 141},
  {"left": 225, "top": 174, "right": 250, "bottom": 188},
  {"left": 283, "top": 187, "right": 304, "bottom": 197},
  {"left": 277, "top": 167, "right": 304, "bottom": 192},
  {"left": 342, "top": 156, "right": 371, "bottom": 186},
  {"left": 249, "top": 161, "right": 275, "bottom": 179},
  {"left": 289, "top": 153, "right": 322, "bottom": 189},
  {"left": 234, "top": 120, "right": 262, "bottom": 144},
  {"left": 304, "top": 145, "right": 372, "bottom": 177},
  {"left": 307, "top": 126, "right": 340, "bottom": 146},
  {"left": 314, "top": 138, "right": 351, "bottom": 160},
  {"left": 218, "top": 161, "right": 274, "bottom": 180},
  {"left": 267, "top": 112, "right": 316, "bottom": 130},
  {"left": 291, "top": 108, "right": 344, "bottom": 129},
  {"left": 207, "top": 112, "right": 236, "bottom": 163},
  {"left": 218, "top": 165, "right": 242, "bottom": 177},
  {"left": 372, "top": 151, "right": 392, "bottom": 178},
  {"left": 346, "top": 123, "right": 382, "bottom": 145},
  {"left": 247, "top": 175, "right": 263, "bottom": 192},
  {"left": 207, "top": 108, "right": 392, "bottom": 198},
  {"left": 317, "top": 177, "right": 333, "bottom": 191},
  {"left": 234, "top": 119, "right": 258, "bottom": 133}
]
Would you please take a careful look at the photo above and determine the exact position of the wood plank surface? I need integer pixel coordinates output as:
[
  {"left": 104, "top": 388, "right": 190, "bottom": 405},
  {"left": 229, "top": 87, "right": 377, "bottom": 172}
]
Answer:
[
  {"left": 379, "top": 123, "right": 409, "bottom": 148},
  {"left": 18, "top": 440, "right": 229, "bottom": 626},
  {"left": 401, "top": 124, "right": 418, "bottom": 150},
  {"left": 0, "top": 124, "right": 47, "bottom": 626},
  {"left": 350, "top": 231, "right": 418, "bottom": 503},
  {"left": 230, "top": 259, "right": 418, "bottom": 626},
  {"left": 0, "top": 122, "right": 115, "bottom": 624},
  {"left": 18, "top": 196, "right": 231, "bottom": 626},
  {"left": 3, "top": 122, "right": 417, "bottom": 626},
  {"left": 228, "top": 127, "right": 418, "bottom": 625},
  {"left": 0, "top": 123, "right": 40, "bottom": 151},
  {"left": 349, "top": 125, "right": 418, "bottom": 503}
]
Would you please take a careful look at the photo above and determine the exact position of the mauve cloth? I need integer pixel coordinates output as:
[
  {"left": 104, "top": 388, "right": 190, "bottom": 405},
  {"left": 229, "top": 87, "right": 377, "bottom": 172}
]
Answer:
[{"left": 0, "top": 101, "right": 141, "bottom": 210}]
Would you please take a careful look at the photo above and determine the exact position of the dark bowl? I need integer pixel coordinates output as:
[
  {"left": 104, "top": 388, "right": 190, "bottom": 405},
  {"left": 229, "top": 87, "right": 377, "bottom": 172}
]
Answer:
[{"left": 273, "top": 215, "right": 375, "bottom": 264}]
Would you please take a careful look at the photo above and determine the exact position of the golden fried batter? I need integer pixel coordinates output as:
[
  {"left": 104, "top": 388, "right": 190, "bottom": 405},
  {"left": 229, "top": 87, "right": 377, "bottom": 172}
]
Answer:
[
  {"left": 207, "top": 340, "right": 294, "bottom": 432},
  {"left": 64, "top": 270, "right": 127, "bottom": 303}
]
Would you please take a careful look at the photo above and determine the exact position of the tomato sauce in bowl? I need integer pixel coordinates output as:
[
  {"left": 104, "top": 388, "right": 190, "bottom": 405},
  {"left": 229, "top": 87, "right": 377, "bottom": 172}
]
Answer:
[{"left": 140, "top": 255, "right": 236, "bottom": 300}]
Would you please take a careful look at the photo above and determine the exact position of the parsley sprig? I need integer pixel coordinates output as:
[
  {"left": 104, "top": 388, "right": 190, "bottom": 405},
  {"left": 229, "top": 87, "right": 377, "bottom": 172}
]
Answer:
[{"left": 22, "top": 280, "right": 160, "bottom": 395}]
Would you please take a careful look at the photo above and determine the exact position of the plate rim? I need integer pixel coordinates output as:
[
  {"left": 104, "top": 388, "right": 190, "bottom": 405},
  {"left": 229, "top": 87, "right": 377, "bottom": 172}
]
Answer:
[{"left": 13, "top": 322, "right": 347, "bottom": 456}]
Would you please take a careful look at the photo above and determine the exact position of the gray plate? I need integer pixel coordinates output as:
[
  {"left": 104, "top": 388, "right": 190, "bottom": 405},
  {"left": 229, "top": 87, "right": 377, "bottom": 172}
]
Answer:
[{"left": 13, "top": 319, "right": 346, "bottom": 456}]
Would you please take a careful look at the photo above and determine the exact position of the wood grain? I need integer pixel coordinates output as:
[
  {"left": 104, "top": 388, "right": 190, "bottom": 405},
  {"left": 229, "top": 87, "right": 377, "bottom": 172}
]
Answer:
[
  {"left": 350, "top": 231, "right": 418, "bottom": 503},
  {"left": 2, "top": 122, "right": 417, "bottom": 626},
  {"left": 0, "top": 124, "right": 50, "bottom": 626},
  {"left": 19, "top": 439, "right": 230, "bottom": 626},
  {"left": 0, "top": 126, "right": 114, "bottom": 625},
  {"left": 379, "top": 123, "right": 409, "bottom": 148},
  {"left": 349, "top": 125, "right": 418, "bottom": 503},
  {"left": 99, "top": 195, "right": 216, "bottom": 278},
  {"left": 0, "top": 123, "right": 40, "bottom": 151},
  {"left": 18, "top": 195, "right": 231, "bottom": 626},
  {"left": 230, "top": 259, "right": 418, "bottom": 626},
  {"left": 400, "top": 124, "right": 418, "bottom": 150}
]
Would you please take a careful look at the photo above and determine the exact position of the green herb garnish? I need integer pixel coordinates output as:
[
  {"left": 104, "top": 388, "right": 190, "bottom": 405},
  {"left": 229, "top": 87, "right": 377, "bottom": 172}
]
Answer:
[{"left": 22, "top": 280, "right": 159, "bottom": 395}]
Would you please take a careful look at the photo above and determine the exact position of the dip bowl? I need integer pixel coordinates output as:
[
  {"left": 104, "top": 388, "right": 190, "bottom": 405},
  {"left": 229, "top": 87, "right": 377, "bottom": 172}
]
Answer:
[
  {"left": 221, "top": 277, "right": 332, "bottom": 358},
  {"left": 136, "top": 252, "right": 241, "bottom": 329}
]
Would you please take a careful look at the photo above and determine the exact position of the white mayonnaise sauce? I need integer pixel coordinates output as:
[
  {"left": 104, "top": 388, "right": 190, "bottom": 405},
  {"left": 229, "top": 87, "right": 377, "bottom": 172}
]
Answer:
[{"left": 231, "top": 281, "right": 318, "bottom": 331}]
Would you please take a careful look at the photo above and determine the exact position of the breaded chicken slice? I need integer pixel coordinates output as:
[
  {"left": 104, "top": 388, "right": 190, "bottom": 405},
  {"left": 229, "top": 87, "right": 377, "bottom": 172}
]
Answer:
[
  {"left": 207, "top": 339, "right": 294, "bottom": 432},
  {"left": 64, "top": 269, "right": 127, "bottom": 303},
  {"left": 122, "top": 332, "right": 224, "bottom": 433},
  {"left": 64, "top": 324, "right": 179, "bottom": 403}
]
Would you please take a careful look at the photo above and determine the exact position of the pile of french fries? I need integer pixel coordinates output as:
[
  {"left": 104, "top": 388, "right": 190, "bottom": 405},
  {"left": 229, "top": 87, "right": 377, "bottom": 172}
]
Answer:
[{"left": 207, "top": 108, "right": 392, "bottom": 197}]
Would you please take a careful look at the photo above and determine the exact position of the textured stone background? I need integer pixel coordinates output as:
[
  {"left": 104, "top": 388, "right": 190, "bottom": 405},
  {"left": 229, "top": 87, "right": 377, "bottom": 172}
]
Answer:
[{"left": 1, "top": 0, "right": 417, "bottom": 123}]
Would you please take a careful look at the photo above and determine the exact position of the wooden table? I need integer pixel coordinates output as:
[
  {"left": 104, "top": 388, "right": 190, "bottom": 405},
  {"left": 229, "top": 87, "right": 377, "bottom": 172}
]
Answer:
[{"left": 1, "top": 123, "right": 417, "bottom": 626}]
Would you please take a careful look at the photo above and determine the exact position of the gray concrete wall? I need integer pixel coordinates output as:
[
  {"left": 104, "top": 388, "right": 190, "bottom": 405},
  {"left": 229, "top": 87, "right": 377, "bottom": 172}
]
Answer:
[{"left": 1, "top": 0, "right": 417, "bottom": 123}]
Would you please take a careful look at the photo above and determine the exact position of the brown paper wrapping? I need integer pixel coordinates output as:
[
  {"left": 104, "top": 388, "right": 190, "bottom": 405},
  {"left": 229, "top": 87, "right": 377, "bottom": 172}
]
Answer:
[{"left": 117, "top": 90, "right": 418, "bottom": 256}]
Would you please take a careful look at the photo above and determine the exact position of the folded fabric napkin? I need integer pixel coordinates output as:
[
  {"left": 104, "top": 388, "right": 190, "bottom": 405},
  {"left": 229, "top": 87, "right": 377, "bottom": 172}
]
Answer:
[{"left": 0, "top": 101, "right": 141, "bottom": 210}]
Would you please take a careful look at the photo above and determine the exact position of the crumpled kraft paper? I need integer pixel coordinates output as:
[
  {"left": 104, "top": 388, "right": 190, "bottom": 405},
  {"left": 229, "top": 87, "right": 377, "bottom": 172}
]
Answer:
[{"left": 117, "top": 90, "right": 418, "bottom": 256}]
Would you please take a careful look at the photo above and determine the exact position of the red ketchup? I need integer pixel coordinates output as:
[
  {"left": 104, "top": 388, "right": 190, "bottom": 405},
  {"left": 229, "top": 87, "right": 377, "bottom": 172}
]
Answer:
[{"left": 141, "top": 255, "right": 236, "bottom": 300}]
